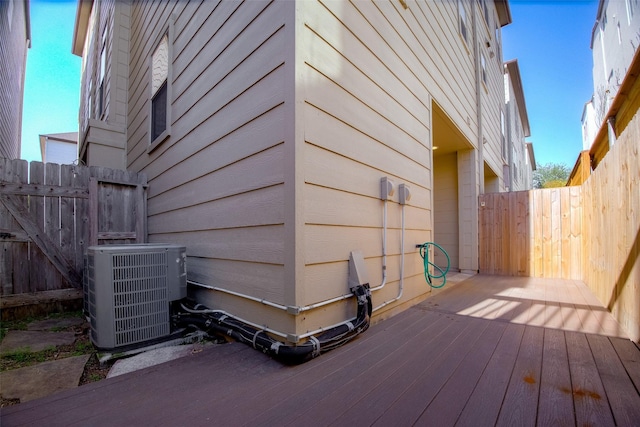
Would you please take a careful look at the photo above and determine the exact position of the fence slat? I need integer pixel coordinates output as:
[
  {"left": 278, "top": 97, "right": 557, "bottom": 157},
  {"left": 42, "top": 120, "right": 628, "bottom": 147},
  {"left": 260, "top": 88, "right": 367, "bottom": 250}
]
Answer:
[
  {"left": 0, "top": 158, "right": 147, "bottom": 295},
  {"left": 479, "top": 187, "right": 583, "bottom": 280}
]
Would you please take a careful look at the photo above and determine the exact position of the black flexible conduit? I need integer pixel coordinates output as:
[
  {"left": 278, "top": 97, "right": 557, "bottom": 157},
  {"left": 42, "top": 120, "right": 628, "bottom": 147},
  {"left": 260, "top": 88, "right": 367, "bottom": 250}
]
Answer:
[{"left": 176, "top": 284, "right": 372, "bottom": 365}]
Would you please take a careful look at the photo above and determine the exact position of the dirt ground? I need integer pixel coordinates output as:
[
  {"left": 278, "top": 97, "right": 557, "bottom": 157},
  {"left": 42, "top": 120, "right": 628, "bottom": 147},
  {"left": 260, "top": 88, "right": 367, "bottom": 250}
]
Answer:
[{"left": 0, "top": 312, "right": 113, "bottom": 407}]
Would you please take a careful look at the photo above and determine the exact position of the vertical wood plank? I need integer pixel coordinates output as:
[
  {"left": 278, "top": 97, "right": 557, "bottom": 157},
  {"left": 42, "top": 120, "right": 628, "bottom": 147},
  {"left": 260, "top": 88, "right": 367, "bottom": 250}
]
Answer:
[
  {"left": 550, "top": 189, "right": 561, "bottom": 278},
  {"left": 516, "top": 191, "right": 529, "bottom": 276},
  {"left": 75, "top": 165, "right": 90, "bottom": 268},
  {"left": 500, "top": 192, "right": 509, "bottom": 276},
  {"left": 89, "top": 177, "right": 98, "bottom": 246},
  {"left": 532, "top": 190, "right": 543, "bottom": 278},
  {"left": 569, "top": 186, "right": 582, "bottom": 280},
  {"left": 28, "top": 161, "right": 46, "bottom": 292},
  {"left": 560, "top": 188, "right": 571, "bottom": 279},
  {"left": 0, "top": 158, "right": 14, "bottom": 294},
  {"left": 13, "top": 160, "right": 31, "bottom": 294},
  {"left": 541, "top": 189, "right": 552, "bottom": 278},
  {"left": 45, "top": 162, "right": 63, "bottom": 290},
  {"left": 508, "top": 192, "right": 517, "bottom": 276},
  {"left": 60, "top": 165, "right": 75, "bottom": 272}
]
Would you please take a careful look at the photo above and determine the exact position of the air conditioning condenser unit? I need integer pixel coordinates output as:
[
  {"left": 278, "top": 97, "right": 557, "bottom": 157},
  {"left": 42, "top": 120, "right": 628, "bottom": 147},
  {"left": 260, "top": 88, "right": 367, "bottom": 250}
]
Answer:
[{"left": 84, "top": 244, "right": 187, "bottom": 350}]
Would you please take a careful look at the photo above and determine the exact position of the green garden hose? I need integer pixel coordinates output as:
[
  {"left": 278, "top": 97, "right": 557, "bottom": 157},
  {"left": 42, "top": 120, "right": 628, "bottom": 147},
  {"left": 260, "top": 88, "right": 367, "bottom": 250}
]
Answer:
[{"left": 417, "top": 242, "right": 450, "bottom": 289}]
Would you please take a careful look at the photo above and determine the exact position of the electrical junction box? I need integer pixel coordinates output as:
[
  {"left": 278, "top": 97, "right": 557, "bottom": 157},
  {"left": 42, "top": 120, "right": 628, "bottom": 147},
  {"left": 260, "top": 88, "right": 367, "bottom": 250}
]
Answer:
[{"left": 84, "top": 244, "right": 187, "bottom": 350}]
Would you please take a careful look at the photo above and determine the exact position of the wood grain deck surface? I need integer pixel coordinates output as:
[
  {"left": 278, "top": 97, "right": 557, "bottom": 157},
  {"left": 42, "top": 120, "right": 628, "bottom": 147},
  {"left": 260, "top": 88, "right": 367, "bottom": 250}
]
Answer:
[{"left": 2, "top": 275, "right": 639, "bottom": 426}]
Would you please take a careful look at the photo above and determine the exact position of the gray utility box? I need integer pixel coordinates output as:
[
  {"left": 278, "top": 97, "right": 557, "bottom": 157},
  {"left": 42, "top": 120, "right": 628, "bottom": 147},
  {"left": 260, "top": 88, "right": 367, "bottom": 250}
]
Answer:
[{"left": 84, "top": 244, "right": 187, "bottom": 350}]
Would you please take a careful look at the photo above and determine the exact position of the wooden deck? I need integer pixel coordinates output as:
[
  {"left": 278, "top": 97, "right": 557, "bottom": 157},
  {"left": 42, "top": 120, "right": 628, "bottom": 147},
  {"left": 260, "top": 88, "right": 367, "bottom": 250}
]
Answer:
[{"left": 2, "top": 275, "right": 639, "bottom": 426}]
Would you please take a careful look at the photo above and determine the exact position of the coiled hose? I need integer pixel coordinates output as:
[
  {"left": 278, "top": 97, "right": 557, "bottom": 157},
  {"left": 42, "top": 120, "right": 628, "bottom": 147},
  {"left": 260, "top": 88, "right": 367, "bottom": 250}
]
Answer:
[{"left": 418, "top": 242, "right": 450, "bottom": 289}]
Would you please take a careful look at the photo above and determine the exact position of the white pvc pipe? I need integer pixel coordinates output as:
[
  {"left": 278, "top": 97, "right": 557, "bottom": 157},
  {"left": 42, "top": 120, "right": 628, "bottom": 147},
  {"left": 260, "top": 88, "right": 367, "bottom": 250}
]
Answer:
[
  {"left": 373, "top": 202, "right": 405, "bottom": 312},
  {"left": 188, "top": 198, "right": 391, "bottom": 314}
]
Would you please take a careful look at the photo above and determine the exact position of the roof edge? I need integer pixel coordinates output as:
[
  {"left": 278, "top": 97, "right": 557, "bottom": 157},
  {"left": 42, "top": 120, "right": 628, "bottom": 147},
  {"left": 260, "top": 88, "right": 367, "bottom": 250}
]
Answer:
[
  {"left": 72, "top": 0, "right": 93, "bottom": 56},
  {"left": 495, "top": 0, "right": 513, "bottom": 27},
  {"left": 23, "top": 0, "right": 31, "bottom": 47},
  {"left": 504, "top": 59, "right": 531, "bottom": 137}
]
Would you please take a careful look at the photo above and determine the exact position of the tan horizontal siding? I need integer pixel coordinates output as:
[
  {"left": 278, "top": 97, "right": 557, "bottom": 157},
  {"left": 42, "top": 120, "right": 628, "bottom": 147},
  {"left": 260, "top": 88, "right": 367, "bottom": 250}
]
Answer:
[
  {"left": 126, "top": 0, "right": 290, "bottom": 326},
  {"left": 187, "top": 257, "right": 285, "bottom": 300},
  {"left": 151, "top": 225, "right": 284, "bottom": 266},
  {"left": 149, "top": 185, "right": 285, "bottom": 234}
]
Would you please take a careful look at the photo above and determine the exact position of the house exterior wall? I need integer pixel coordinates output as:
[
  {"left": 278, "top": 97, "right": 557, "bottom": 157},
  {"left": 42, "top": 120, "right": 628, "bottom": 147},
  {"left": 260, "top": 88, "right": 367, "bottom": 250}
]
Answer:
[
  {"left": 74, "top": 0, "right": 515, "bottom": 341},
  {"left": 504, "top": 60, "right": 533, "bottom": 191},
  {"left": 295, "top": 0, "right": 510, "bottom": 328},
  {"left": 583, "top": 0, "right": 640, "bottom": 149},
  {"left": 0, "top": 0, "right": 30, "bottom": 160},
  {"left": 39, "top": 132, "right": 78, "bottom": 164},
  {"left": 75, "top": 0, "right": 129, "bottom": 169},
  {"left": 433, "top": 153, "right": 460, "bottom": 271},
  {"left": 124, "top": 1, "right": 293, "bottom": 333}
]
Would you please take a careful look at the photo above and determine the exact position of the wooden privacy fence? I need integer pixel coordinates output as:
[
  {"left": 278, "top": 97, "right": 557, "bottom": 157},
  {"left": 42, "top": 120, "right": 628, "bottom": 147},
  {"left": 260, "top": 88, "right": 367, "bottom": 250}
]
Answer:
[
  {"left": 479, "top": 187, "right": 583, "bottom": 279},
  {"left": 0, "top": 158, "right": 147, "bottom": 295},
  {"left": 479, "top": 112, "right": 638, "bottom": 341}
]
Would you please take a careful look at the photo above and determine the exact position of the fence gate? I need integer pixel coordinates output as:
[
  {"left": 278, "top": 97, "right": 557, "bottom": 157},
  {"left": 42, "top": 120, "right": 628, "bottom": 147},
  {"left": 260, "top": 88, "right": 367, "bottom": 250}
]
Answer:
[{"left": 0, "top": 158, "right": 147, "bottom": 295}]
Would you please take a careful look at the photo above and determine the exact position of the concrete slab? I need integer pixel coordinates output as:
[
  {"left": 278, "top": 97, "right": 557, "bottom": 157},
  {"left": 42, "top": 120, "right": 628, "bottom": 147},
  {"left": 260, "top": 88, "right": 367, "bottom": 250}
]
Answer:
[
  {"left": 0, "top": 330, "right": 76, "bottom": 355},
  {"left": 107, "top": 343, "right": 207, "bottom": 378},
  {"left": 0, "top": 354, "right": 90, "bottom": 402},
  {"left": 27, "top": 317, "right": 85, "bottom": 331}
]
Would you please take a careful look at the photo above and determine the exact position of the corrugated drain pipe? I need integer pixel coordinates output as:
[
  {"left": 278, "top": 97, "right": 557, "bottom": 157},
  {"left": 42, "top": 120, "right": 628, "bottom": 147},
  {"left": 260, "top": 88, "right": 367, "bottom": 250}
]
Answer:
[
  {"left": 177, "top": 283, "right": 371, "bottom": 365},
  {"left": 181, "top": 178, "right": 408, "bottom": 362}
]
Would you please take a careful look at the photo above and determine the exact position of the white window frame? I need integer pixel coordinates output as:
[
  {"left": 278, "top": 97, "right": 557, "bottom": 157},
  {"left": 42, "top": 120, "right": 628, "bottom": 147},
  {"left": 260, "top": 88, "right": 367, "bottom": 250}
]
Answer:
[
  {"left": 458, "top": 0, "right": 469, "bottom": 45},
  {"left": 98, "top": 30, "right": 106, "bottom": 119},
  {"left": 148, "top": 21, "right": 174, "bottom": 152},
  {"left": 481, "top": 51, "right": 487, "bottom": 86}
]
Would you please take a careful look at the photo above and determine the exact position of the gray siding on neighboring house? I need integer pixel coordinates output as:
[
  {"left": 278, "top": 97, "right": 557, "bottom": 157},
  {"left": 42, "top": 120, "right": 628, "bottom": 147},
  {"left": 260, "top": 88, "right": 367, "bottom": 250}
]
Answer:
[
  {"left": 126, "top": 0, "right": 291, "bottom": 331},
  {"left": 40, "top": 132, "right": 78, "bottom": 164},
  {"left": 0, "top": 0, "right": 29, "bottom": 160},
  {"left": 75, "top": 0, "right": 129, "bottom": 168},
  {"left": 584, "top": 0, "right": 640, "bottom": 149},
  {"left": 504, "top": 59, "right": 532, "bottom": 191}
]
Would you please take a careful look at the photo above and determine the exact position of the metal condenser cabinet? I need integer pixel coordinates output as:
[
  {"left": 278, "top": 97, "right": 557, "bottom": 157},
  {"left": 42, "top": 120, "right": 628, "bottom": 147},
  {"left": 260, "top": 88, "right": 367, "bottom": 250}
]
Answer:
[{"left": 84, "top": 244, "right": 187, "bottom": 350}]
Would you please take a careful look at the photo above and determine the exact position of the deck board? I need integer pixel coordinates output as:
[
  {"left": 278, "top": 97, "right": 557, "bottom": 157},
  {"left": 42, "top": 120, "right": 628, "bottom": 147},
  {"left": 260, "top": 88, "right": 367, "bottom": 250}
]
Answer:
[
  {"left": 586, "top": 334, "right": 640, "bottom": 425},
  {"left": 495, "top": 326, "right": 544, "bottom": 427},
  {"left": 537, "top": 328, "right": 575, "bottom": 426},
  {"left": 278, "top": 312, "right": 452, "bottom": 426},
  {"left": 1, "top": 275, "right": 638, "bottom": 427},
  {"left": 455, "top": 322, "right": 526, "bottom": 426},
  {"left": 370, "top": 317, "right": 490, "bottom": 426},
  {"left": 414, "top": 321, "right": 507, "bottom": 426},
  {"left": 610, "top": 337, "right": 640, "bottom": 392},
  {"left": 566, "top": 331, "right": 616, "bottom": 426}
]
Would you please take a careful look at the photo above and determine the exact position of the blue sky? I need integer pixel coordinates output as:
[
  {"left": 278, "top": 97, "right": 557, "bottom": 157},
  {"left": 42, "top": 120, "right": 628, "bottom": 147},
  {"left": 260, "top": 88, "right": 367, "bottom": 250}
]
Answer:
[
  {"left": 21, "top": 0, "right": 80, "bottom": 162},
  {"left": 502, "top": 0, "right": 599, "bottom": 167},
  {"left": 20, "top": 0, "right": 599, "bottom": 168}
]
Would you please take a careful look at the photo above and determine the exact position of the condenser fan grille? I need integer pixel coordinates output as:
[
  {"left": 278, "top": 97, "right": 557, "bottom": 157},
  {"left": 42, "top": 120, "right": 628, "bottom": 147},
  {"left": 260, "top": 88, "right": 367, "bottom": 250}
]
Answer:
[{"left": 85, "top": 244, "right": 186, "bottom": 350}]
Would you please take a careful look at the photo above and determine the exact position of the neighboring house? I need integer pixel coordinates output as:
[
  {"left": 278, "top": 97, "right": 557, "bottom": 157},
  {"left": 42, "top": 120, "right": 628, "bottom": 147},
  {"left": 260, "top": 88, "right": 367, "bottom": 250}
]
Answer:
[
  {"left": 582, "top": 0, "right": 640, "bottom": 150},
  {"left": 0, "top": 0, "right": 31, "bottom": 159},
  {"left": 39, "top": 132, "right": 79, "bottom": 164},
  {"left": 503, "top": 59, "right": 534, "bottom": 191},
  {"left": 72, "top": 0, "right": 518, "bottom": 343}
]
